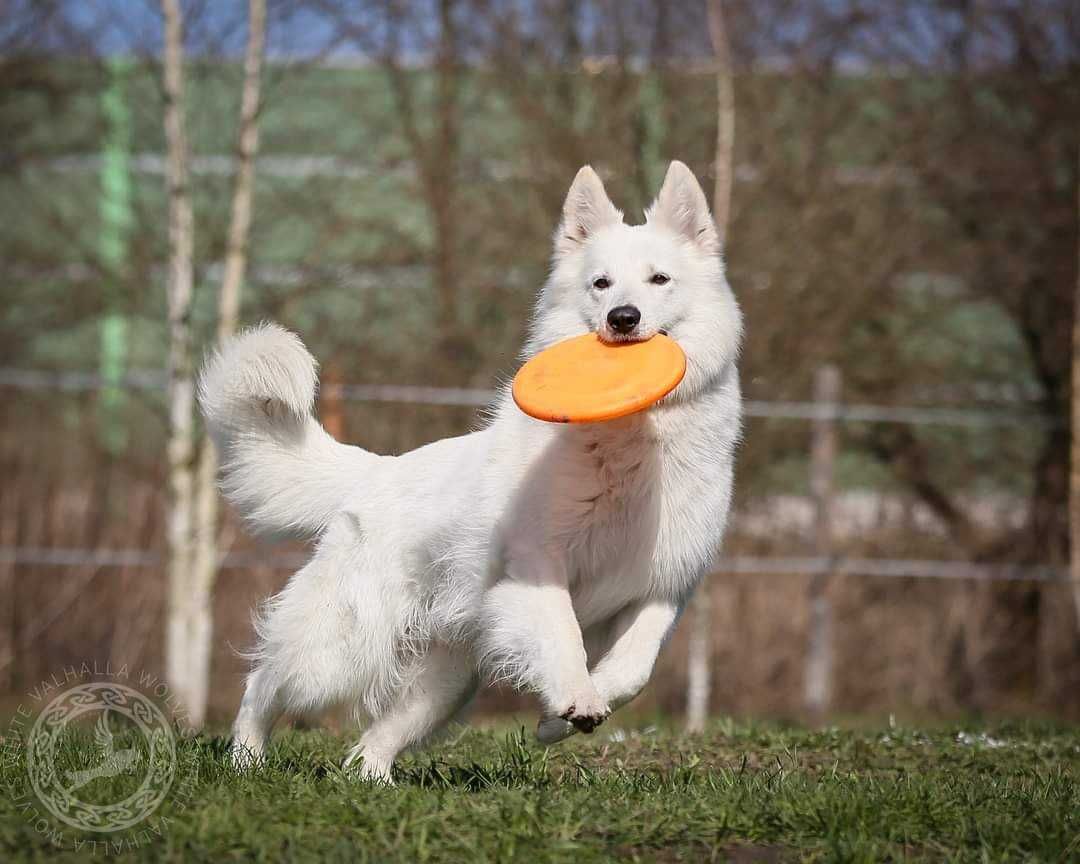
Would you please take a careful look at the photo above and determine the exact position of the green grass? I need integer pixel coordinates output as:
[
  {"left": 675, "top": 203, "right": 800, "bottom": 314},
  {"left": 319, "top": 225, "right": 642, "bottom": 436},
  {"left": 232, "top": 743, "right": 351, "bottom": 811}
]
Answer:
[{"left": 2, "top": 719, "right": 1078, "bottom": 862}]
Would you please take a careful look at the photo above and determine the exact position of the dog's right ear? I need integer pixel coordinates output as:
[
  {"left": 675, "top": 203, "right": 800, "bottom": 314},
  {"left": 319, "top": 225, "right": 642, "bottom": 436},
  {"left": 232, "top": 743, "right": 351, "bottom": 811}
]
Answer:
[
  {"left": 647, "top": 160, "right": 719, "bottom": 253},
  {"left": 555, "top": 166, "right": 622, "bottom": 256}
]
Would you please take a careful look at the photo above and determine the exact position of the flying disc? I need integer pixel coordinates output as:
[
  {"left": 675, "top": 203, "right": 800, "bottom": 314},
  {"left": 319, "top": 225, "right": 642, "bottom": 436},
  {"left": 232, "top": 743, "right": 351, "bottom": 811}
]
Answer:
[{"left": 512, "top": 333, "right": 686, "bottom": 423}]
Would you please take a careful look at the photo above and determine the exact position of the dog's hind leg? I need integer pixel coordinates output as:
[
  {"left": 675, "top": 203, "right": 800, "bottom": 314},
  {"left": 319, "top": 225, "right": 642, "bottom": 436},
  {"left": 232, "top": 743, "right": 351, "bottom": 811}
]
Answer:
[
  {"left": 344, "top": 642, "right": 477, "bottom": 783},
  {"left": 230, "top": 665, "right": 284, "bottom": 768},
  {"left": 229, "top": 519, "right": 390, "bottom": 769}
]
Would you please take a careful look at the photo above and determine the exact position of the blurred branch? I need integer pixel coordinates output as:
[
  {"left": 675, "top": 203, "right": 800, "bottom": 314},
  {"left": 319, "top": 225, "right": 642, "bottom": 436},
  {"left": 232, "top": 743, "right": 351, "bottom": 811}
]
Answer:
[
  {"left": 310, "top": 0, "right": 465, "bottom": 350},
  {"left": 215, "top": 0, "right": 266, "bottom": 342},
  {"left": 864, "top": 425, "right": 979, "bottom": 553},
  {"left": 1070, "top": 143, "right": 1080, "bottom": 627},
  {"left": 706, "top": 0, "right": 734, "bottom": 242}
]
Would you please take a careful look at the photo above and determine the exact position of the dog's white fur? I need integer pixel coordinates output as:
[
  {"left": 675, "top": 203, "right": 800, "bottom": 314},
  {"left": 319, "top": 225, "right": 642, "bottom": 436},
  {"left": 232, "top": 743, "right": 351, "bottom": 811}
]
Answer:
[{"left": 200, "top": 161, "right": 742, "bottom": 781}]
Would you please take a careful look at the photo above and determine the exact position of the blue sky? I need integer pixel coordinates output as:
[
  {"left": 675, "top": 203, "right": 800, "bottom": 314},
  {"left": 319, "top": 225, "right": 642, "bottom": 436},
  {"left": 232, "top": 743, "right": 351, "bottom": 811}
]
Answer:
[
  {"left": 52, "top": 1, "right": 344, "bottom": 58},
  {"left": 9, "top": 1, "right": 1076, "bottom": 70}
]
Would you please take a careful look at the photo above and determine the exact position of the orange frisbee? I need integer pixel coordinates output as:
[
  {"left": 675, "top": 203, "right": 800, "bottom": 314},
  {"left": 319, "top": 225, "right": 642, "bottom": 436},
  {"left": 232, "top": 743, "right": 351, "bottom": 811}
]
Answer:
[{"left": 512, "top": 333, "right": 686, "bottom": 423}]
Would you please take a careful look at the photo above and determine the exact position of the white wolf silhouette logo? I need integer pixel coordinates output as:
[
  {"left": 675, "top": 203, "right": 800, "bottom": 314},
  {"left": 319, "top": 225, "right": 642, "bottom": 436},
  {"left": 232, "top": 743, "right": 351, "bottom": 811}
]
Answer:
[{"left": 64, "top": 711, "right": 141, "bottom": 792}]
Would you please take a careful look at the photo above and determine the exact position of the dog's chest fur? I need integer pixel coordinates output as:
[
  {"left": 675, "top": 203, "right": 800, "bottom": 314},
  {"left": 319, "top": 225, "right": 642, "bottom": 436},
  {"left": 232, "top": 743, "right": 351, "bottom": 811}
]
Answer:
[
  {"left": 522, "top": 416, "right": 700, "bottom": 624},
  {"left": 566, "top": 392, "right": 735, "bottom": 614},
  {"left": 562, "top": 429, "right": 661, "bottom": 620},
  {"left": 569, "top": 427, "right": 657, "bottom": 538}
]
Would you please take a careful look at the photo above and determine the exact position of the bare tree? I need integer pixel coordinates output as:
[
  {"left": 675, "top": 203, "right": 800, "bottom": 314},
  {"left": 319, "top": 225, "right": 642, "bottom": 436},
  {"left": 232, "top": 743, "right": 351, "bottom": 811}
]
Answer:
[
  {"left": 162, "top": 0, "right": 267, "bottom": 726},
  {"left": 188, "top": 0, "right": 268, "bottom": 727},
  {"left": 161, "top": 0, "right": 198, "bottom": 719},
  {"left": 686, "top": 0, "right": 735, "bottom": 733},
  {"left": 708, "top": 0, "right": 735, "bottom": 244},
  {"left": 307, "top": 0, "right": 474, "bottom": 375},
  {"left": 853, "top": 0, "right": 1078, "bottom": 706}
]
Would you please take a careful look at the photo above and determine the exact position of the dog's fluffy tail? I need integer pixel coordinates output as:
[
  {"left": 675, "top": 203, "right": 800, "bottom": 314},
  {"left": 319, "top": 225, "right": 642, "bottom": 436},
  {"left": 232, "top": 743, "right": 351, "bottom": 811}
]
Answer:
[{"left": 199, "top": 323, "right": 373, "bottom": 538}]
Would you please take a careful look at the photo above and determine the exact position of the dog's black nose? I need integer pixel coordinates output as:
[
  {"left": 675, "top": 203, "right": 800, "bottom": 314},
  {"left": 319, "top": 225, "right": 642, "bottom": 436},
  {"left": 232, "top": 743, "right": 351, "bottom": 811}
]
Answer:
[{"left": 607, "top": 305, "right": 641, "bottom": 335}]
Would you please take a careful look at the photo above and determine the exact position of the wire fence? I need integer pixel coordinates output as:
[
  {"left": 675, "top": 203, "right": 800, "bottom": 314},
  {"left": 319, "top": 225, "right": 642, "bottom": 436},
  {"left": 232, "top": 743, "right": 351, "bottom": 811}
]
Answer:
[
  {"left": 0, "top": 366, "right": 1063, "bottom": 427},
  {"left": 0, "top": 548, "right": 1070, "bottom": 583},
  {"left": 2, "top": 365, "right": 1068, "bottom": 584}
]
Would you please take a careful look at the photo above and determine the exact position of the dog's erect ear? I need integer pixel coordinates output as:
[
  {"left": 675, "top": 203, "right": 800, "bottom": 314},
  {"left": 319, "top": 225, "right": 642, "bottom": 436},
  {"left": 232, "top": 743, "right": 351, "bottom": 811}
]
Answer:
[
  {"left": 555, "top": 166, "right": 622, "bottom": 256},
  {"left": 647, "top": 161, "right": 719, "bottom": 252}
]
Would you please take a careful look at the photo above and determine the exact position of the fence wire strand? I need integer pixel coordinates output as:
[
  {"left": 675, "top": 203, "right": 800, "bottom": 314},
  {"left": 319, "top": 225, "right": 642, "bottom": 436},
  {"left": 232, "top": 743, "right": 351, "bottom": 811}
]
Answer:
[
  {"left": 0, "top": 546, "right": 1071, "bottom": 583},
  {"left": 0, "top": 367, "right": 1062, "bottom": 427}
]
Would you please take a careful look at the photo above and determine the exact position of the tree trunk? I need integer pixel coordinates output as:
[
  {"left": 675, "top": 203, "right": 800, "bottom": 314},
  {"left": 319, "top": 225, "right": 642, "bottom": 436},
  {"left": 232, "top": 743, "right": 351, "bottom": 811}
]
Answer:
[
  {"left": 707, "top": 0, "right": 735, "bottom": 244},
  {"left": 379, "top": 0, "right": 463, "bottom": 376},
  {"left": 187, "top": 0, "right": 267, "bottom": 727},
  {"left": 1070, "top": 144, "right": 1080, "bottom": 629},
  {"left": 686, "top": 0, "right": 735, "bottom": 733},
  {"left": 160, "top": 0, "right": 198, "bottom": 715},
  {"left": 430, "top": 0, "right": 462, "bottom": 368}
]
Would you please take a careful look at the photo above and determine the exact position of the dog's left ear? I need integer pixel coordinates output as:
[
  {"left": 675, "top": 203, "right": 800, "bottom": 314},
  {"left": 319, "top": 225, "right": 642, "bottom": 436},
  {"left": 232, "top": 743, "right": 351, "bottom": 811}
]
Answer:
[{"left": 647, "top": 161, "right": 719, "bottom": 253}]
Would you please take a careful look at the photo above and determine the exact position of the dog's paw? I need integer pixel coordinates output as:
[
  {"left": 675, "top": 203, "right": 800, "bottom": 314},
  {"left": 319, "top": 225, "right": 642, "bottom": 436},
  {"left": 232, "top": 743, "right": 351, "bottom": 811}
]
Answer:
[
  {"left": 557, "top": 696, "right": 610, "bottom": 734},
  {"left": 228, "top": 739, "right": 264, "bottom": 772},
  {"left": 343, "top": 743, "right": 395, "bottom": 785}
]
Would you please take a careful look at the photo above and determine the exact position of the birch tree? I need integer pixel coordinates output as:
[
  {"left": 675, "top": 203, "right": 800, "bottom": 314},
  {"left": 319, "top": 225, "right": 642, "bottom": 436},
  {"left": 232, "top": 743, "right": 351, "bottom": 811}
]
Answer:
[
  {"left": 161, "top": 0, "right": 198, "bottom": 720},
  {"left": 189, "top": 0, "right": 267, "bottom": 727},
  {"left": 162, "top": 0, "right": 267, "bottom": 726},
  {"left": 686, "top": 0, "right": 735, "bottom": 733}
]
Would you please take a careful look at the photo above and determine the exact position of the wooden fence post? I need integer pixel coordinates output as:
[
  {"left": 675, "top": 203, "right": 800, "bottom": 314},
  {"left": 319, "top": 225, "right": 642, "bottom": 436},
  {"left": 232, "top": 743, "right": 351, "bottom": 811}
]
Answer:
[
  {"left": 321, "top": 362, "right": 347, "bottom": 442},
  {"left": 805, "top": 364, "right": 840, "bottom": 717},
  {"left": 685, "top": 577, "right": 712, "bottom": 732}
]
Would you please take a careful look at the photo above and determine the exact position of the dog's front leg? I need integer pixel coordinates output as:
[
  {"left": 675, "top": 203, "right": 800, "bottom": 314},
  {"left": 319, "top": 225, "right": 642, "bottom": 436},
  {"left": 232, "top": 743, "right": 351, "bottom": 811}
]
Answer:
[
  {"left": 537, "top": 599, "right": 678, "bottom": 744},
  {"left": 480, "top": 552, "right": 609, "bottom": 735}
]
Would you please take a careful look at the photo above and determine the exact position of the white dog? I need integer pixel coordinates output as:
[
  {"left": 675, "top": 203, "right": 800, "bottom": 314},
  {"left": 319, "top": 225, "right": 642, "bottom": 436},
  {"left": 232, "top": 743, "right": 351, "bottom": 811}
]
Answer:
[{"left": 199, "top": 161, "right": 742, "bottom": 781}]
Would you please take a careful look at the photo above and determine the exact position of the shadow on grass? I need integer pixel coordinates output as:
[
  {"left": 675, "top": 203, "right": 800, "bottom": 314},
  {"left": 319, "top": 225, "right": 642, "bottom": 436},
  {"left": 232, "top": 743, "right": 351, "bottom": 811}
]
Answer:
[{"left": 395, "top": 728, "right": 555, "bottom": 791}]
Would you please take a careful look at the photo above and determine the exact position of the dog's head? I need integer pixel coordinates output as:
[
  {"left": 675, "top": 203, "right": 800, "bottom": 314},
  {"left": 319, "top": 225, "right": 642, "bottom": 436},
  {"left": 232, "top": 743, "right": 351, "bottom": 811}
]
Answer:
[{"left": 528, "top": 161, "right": 742, "bottom": 398}]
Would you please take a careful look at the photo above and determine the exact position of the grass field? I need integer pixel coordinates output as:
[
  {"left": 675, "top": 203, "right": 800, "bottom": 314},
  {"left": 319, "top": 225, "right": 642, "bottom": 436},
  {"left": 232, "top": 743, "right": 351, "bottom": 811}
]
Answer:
[{"left": 2, "top": 719, "right": 1078, "bottom": 862}]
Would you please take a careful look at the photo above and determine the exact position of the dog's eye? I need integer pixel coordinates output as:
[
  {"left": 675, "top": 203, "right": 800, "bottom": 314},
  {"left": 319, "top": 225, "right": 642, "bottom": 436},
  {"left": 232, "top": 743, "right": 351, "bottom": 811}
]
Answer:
[
  {"left": 650, "top": 272, "right": 671, "bottom": 286},
  {"left": 592, "top": 276, "right": 611, "bottom": 290}
]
